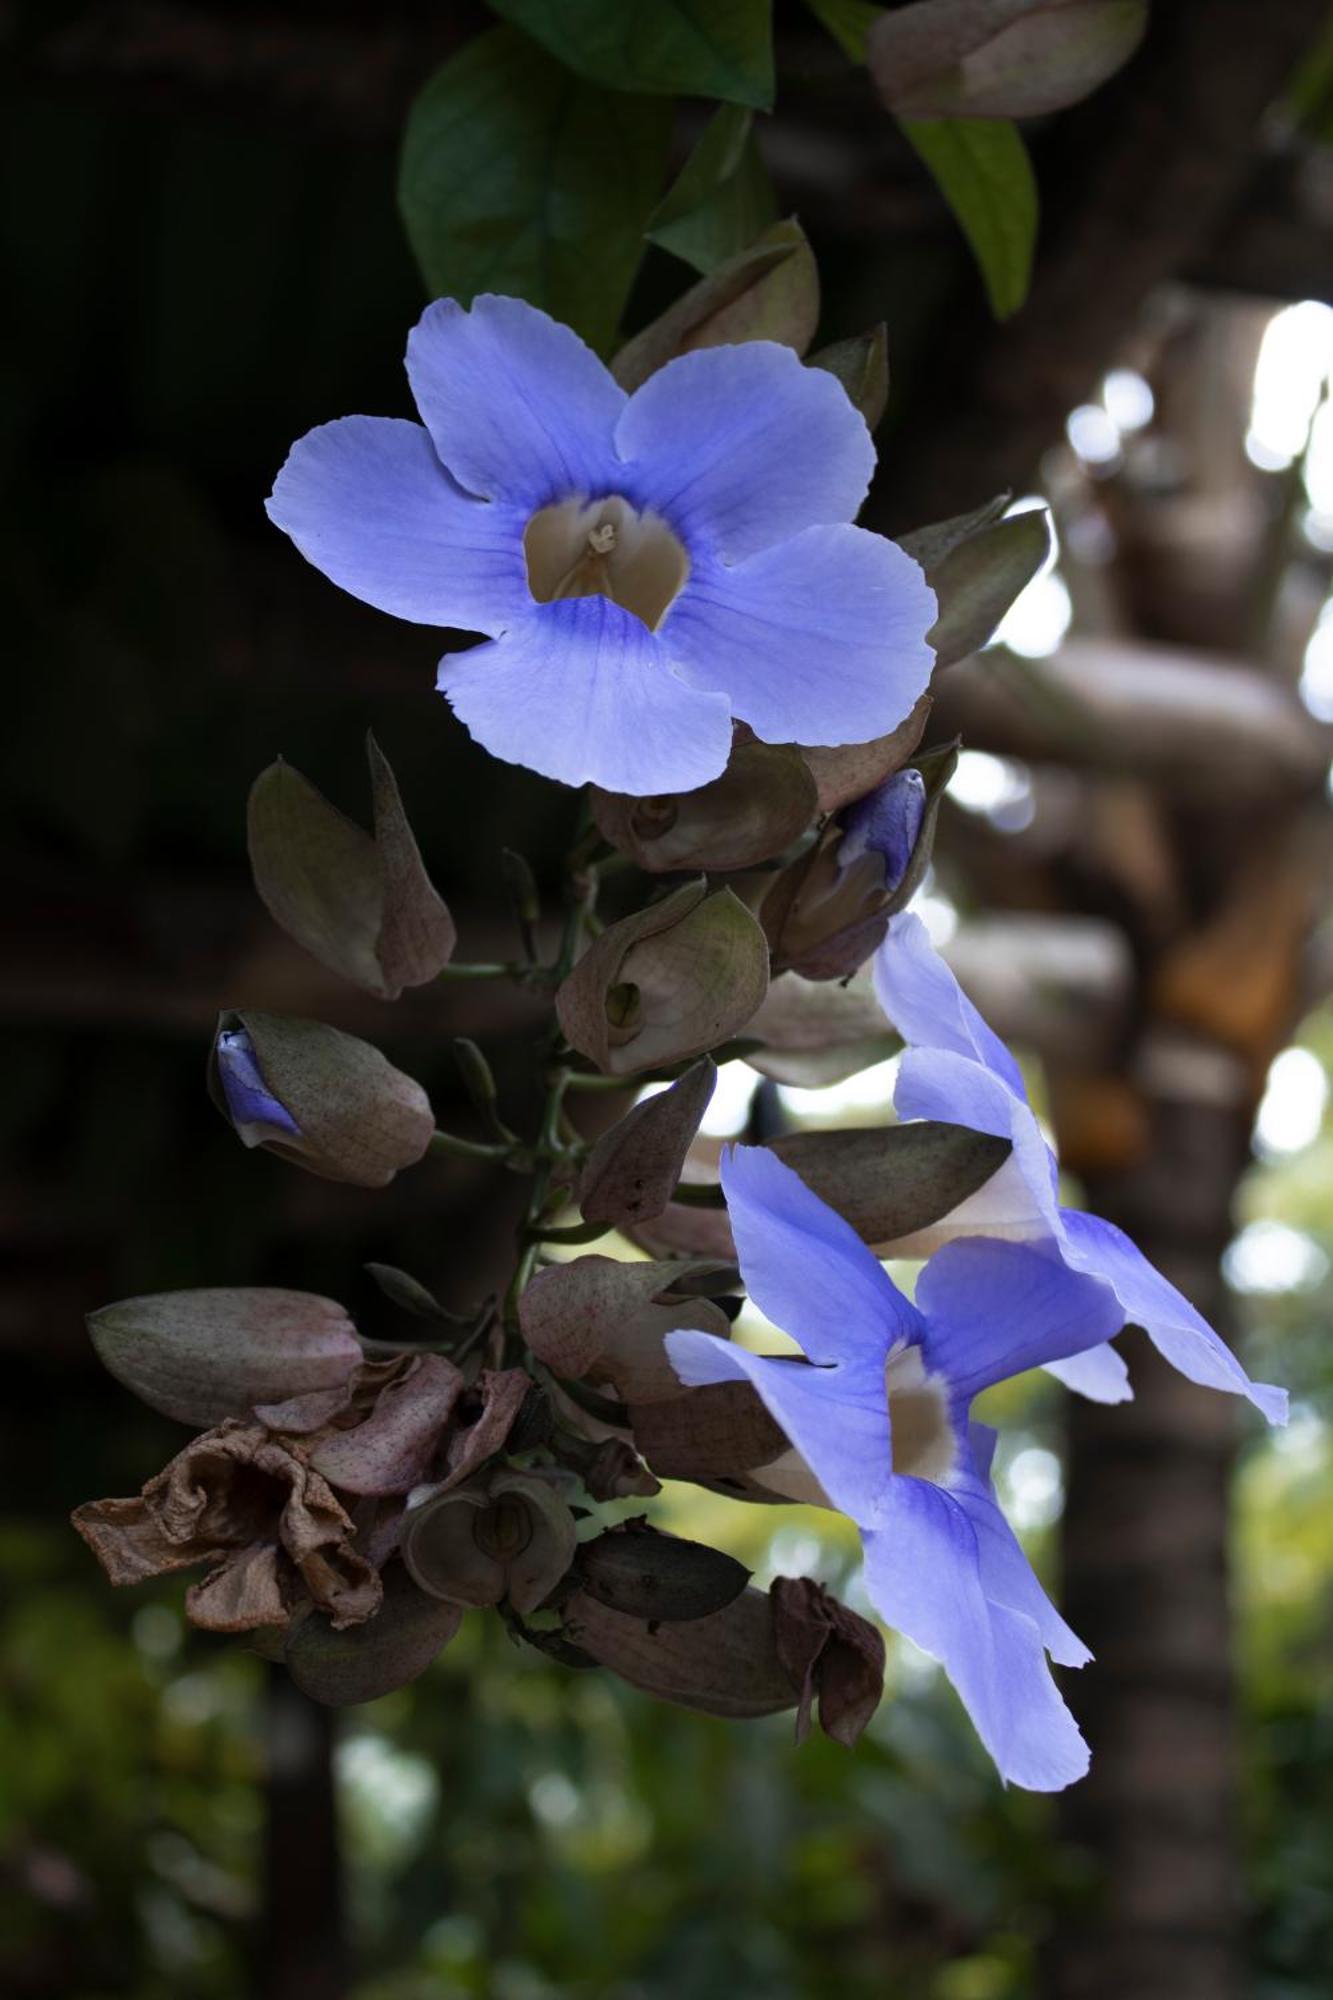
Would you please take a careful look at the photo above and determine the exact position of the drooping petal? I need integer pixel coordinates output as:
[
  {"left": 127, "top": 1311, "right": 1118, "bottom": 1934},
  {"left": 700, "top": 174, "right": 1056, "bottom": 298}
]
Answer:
[
  {"left": 719, "top": 1144, "right": 915, "bottom": 1367},
  {"left": 437, "top": 596, "right": 734, "bottom": 793},
  {"left": 948, "top": 1462, "right": 1091, "bottom": 1670},
  {"left": 1044, "top": 1343, "right": 1133, "bottom": 1404},
  {"left": 861, "top": 1482, "right": 1089, "bottom": 1791},
  {"left": 1060, "top": 1209, "right": 1288, "bottom": 1423},
  {"left": 406, "top": 295, "right": 625, "bottom": 506},
  {"left": 876, "top": 912, "right": 1026, "bottom": 1093},
  {"left": 266, "top": 417, "right": 528, "bottom": 632},
  {"left": 914, "top": 1238, "right": 1125, "bottom": 1399},
  {"left": 664, "top": 527, "right": 936, "bottom": 748},
  {"left": 616, "top": 342, "right": 876, "bottom": 562},
  {"left": 665, "top": 1331, "right": 892, "bottom": 1523}
]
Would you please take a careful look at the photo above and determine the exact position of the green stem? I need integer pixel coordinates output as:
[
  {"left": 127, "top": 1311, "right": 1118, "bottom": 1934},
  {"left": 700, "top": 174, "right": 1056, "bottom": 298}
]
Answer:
[
  {"left": 525, "top": 1218, "right": 612, "bottom": 1247},
  {"left": 429, "top": 1130, "right": 513, "bottom": 1162},
  {"left": 434, "top": 961, "right": 526, "bottom": 983}
]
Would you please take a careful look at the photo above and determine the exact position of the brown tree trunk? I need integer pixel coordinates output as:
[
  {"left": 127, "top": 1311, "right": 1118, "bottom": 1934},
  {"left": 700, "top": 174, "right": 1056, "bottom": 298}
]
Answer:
[
  {"left": 257, "top": 1669, "right": 347, "bottom": 2000},
  {"left": 1048, "top": 1090, "right": 1253, "bottom": 2000}
]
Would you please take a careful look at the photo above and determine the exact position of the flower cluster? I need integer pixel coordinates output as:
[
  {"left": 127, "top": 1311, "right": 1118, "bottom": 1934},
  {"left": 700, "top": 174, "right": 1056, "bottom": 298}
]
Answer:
[{"left": 73, "top": 284, "right": 1284, "bottom": 1787}]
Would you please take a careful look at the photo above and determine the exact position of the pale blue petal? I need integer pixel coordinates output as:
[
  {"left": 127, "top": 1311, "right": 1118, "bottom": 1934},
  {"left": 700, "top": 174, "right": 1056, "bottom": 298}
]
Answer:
[
  {"left": 616, "top": 341, "right": 875, "bottom": 562},
  {"left": 862, "top": 1483, "right": 1089, "bottom": 1791},
  {"left": 665, "top": 1330, "right": 893, "bottom": 1522},
  {"left": 406, "top": 295, "right": 625, "bottom": 506},
  {"left": 914, "top": 1238, "right": 1124, "bottom": 1398},
  {"left": 949, "top": 1460, "right": 1091, "bottom": 1669},
  {"left": 1043, "top": 1343, "right": 1133, "bottom": 1403},
  {"left": 720, "top": 1145, "right": 916, "bottom": 1366},
  {"left": 1061, "top": 1209, "right": 1288, "bottom": 1423},
  {"left": 876, "top": 912, "right": 1027, "bottom": 1095},
  {"left": 437, "top": 596, "right": 733, "bottom": 793},
  {"left": 663, "top": 527, "right": 936, "bottom": 747},
  {"left": 266, "top": 417, "right": 528, "bottom": 631}
]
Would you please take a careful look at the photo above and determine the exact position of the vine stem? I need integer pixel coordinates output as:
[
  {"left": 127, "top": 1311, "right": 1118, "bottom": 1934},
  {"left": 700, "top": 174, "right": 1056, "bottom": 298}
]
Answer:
[{"left": 501, "top": 799, "right": 600, "bottom": 1346}]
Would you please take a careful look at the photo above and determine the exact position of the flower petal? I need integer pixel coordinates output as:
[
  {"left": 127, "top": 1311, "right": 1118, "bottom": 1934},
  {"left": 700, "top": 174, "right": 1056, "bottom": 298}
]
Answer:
[
  {"left": 1043, "top": 1343, "right": 1132, "bottom": 1403},
  {"left": 719, "top": 1144, "right": 915, "bottom": 1366},
  {"left": 616, "top": 341, "right": 876, "bottom": 561},
  {"left": 266, "top": 416, "right": 527, "bottom": 631},
  {"left": 949, "top": 1461, "right": 1090, "bottom": 1669},
  {"left": 914, "top": 1238, "right": 1124, "bottom": 1399},
  {"left": 1060, "top": 1209, "right": 1288, "bottom": 1423},
  {"left": 436, "top": 595, "right": 733, "bottom": 793},
  {"left": 862, "top": 1482, "right": 1089, "bottom": 1791},
  {"left": 876, "top": 912, "right": 1026, "bottom": 1093},
  {"left": 664, "top": 526, "right": 936, "bottom": 747},
  {"left": 665, "top": 1331, "right": 892, "bottom": 1522},
  {"left": 406, "top": 295, "right": 625, "bottom": 506}
]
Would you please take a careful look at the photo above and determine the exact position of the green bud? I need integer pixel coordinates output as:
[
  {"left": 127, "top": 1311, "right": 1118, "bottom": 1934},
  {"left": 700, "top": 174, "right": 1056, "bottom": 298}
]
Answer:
[{"left": 575, "top": 1523, "right": 750, "bottom": 1623}]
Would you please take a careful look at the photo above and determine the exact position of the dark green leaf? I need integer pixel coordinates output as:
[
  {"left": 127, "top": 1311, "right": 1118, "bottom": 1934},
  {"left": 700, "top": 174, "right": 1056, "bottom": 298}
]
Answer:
[
  {"left": 803, "top": 0, "right": 882, "bottom": 62},
  {"left": 489, "top": 0, "right": 775, "bottom": 109},
  {"left": 399, "top": 28, "right": 672, "bottom": 353},
  {"left": 647, "top": 106, "right": 778, "bottom": 274},
  {"left": 900, "top": 117, "right": 1037, "bottom": 320}
]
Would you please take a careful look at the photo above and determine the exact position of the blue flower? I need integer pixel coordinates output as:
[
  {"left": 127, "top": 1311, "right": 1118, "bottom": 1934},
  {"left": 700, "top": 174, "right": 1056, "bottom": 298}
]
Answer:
[
  {"left": 667, "top": 1145, "right": 1128, "bottom": 1790},
  {"left": 215, "top": 1027, "right": 302, "bottom": 1147},
  {"left": 266, "top": 296, "right": 936, "bottom": 795},
  {"left": 837, "top": 766, "right": 927, "bottom": 895},
  {"left": 873, "top": 912, "right": 1288, "bottom": 1421}
]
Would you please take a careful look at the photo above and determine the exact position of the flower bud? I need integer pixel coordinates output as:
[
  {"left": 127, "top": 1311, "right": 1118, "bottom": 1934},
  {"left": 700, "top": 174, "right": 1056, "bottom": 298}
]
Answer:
[
  {"left": 208, "top": 1009, "right": 434, "bottom": 1187},
  {"left": 867, "top": 0, "right": 1147, "bottom": 122},
  {"left": 556, "top": 881, "right": 769, "bottom": 1077},
  {"left": 899, "top": 497, "right": 1052, "bottom": 667},
  {"left": 574, "top": 1523, "right": 750, "bottom": 1622},
  {"left": 87, "top": 1287, "right": 361, "bottom": 1428},
  {"left": 563, "top": 1586, "right": 798, "bottom": 1720},
  {"left": 613, "top": 219, "right": 818, "bottom": 392},
  {"left": 590, "top": 741, "right": 817, "bottom": 874},
  {"left": 402, "top": 1470, "right": 577, "bottom": 1614},
  {"left": 761, "top": 751, "right": 952, "bottom": 980},
  {"left": 247, "top": 733, "right": 456, "bottom": 998}
]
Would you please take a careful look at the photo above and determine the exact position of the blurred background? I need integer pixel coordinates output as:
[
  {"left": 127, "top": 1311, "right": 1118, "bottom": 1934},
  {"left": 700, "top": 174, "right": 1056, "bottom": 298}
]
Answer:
[{"left": 3, "top": 4, "right": 1332, "bottom": 1997}]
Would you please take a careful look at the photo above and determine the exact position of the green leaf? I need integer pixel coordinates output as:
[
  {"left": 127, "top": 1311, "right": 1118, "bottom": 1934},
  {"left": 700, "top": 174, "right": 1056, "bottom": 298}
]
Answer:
[
  {"left": 647, "top": 106, "right": 779, "bottom": 274},
  {"left": 488, "top": 0, "right": 775, "bottom": 109},
  {"left": 399, "top": 28, "right": 672, "bottom": 353},
  {"left": 900, "top": 116, "right": 1037, "bottom": 319},
  {"left": 802, "top": 0, "right": 882, "bottom": 62}
]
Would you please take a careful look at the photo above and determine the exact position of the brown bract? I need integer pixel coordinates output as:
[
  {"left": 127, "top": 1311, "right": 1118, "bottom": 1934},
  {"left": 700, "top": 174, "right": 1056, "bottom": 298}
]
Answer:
[
  {"left": 519, "top": 1256, "right": 732, "bottom": 1402},
  {"left": 590, "top": 741, "right": 817, "bottom": 874},
  {"left": 247, "top": 733, "right": 456, "bottom": 998},
  {"left": 556, "top": 881, "right": 769, "bottom": 1077},
  {"left": 563, "top": 1586, "right": 797, "bottom": 1720},
  {"left": 72, "top": 1421, "right": 381, "bottom": 1633},
  {"left": 611, "top": 219, "right": 819, "bottom": 393},
  {"left": 577, "top": 1059, "right": 716, "bottom": 1228},
  {"left": 867, "top": 0, "right": 1147, "bottom": 121},
  {"left": 771, "top": 1576, "right": 886, "bottom": 1747}
]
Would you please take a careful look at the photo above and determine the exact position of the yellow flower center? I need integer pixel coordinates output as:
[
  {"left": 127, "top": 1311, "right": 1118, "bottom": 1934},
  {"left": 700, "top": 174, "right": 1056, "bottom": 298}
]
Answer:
[{"left": 524, "top": 495, "right": 690, "bottom": 631}]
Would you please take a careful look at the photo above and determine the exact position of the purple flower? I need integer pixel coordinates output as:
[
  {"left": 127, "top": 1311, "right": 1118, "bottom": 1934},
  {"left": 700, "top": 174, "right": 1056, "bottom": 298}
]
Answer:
[
  {"left": 873, "top": 913, "right": 1287, "bottom": 1421},
  {"left": 667, "top": 1145, "right": 1128, "bottom": 1790},
  {"left": 266, "top": 296, "right": 936, "bottom": 795},
  {"left": 837, "top": 767, "right": 927, "bottom": 894},
  {"left": 215, "top": 1027, "right": 303, "bottom": 1146}
]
